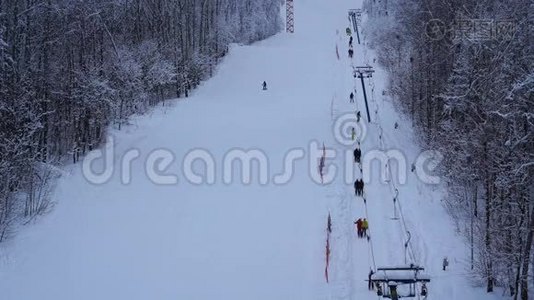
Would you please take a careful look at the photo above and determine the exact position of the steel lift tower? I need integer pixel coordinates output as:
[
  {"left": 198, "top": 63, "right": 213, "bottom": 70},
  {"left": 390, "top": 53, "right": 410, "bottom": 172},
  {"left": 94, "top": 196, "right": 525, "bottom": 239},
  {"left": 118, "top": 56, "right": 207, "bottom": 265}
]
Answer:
[
  {"left": 286, "top": 0, "right": 294, "bottom": 33},
  {"left": 353, "top": 66, "right": 375, "bottom": 123}
]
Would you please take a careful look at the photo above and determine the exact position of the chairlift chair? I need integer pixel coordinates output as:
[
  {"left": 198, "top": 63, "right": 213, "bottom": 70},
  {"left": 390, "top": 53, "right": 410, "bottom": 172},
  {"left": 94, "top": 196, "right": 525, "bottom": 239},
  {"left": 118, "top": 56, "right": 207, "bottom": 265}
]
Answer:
[{"left": 370, "top": 265, "right": 430, "bottom": 299}]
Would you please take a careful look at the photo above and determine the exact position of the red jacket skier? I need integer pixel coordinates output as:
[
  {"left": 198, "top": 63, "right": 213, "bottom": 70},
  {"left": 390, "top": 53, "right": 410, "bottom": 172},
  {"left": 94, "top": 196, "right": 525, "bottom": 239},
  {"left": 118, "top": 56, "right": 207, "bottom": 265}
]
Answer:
[{"left": 355, "top": 218, "right": 363, "bottom": 237}]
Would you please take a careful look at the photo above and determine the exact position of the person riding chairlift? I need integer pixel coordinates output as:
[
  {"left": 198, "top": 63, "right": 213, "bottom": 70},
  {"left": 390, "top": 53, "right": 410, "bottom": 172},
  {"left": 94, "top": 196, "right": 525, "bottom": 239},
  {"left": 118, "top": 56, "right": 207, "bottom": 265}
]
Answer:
[{"left": 421, "top": 283, "right": 428, "bottom": 296}]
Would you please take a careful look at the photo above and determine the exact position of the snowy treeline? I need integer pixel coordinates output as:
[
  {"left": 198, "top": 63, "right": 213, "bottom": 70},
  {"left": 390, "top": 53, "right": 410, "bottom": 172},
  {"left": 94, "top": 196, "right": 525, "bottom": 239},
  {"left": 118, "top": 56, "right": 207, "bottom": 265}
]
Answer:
[
  {"left": 0, "top": 0, "right": 282, "bottom": 240},
  {"left": 363, "top": 0, "right": 533, "bottom": 298}
]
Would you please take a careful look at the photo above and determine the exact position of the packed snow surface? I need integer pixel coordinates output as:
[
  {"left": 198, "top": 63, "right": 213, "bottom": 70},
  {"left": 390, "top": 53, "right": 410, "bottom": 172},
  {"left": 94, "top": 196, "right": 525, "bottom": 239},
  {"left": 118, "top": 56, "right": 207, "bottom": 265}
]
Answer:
[{"left": 0, "top": 0, "right": 506, "bottom": 299}]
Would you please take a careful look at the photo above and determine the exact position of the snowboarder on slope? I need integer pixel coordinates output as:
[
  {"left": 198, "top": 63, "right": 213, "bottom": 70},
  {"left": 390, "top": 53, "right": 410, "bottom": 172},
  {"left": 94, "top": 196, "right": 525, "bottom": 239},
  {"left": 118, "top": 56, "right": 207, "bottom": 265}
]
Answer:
[{"left": 262, "top": 81, "right": 267, "bottom": 90}]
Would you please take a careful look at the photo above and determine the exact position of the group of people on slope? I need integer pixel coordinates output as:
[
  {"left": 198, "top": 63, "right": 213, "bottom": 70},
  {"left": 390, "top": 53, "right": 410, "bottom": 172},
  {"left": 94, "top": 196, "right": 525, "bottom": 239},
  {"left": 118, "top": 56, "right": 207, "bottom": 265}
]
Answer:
[
  {"left": 354, "top": 218, "right": 369, "bottom": 238},
  {"left": 354, "top": 179, "right": 365, "bottom": 196},
  {"left": 348, "top": 33, "right": 354, "bottom": 58}
]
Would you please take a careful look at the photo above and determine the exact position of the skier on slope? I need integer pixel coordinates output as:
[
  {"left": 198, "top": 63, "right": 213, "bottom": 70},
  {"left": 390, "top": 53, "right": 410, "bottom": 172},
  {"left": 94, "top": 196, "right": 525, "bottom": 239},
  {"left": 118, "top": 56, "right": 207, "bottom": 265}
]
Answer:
[
  {"left": 351, "top": 127, "right": 356, "bottom": 141},
  {"left": 442, "top": 257, "right": 449, "bottom": 271},
  {"left": 348, "top": 48, "right": 354, "bottom": 58},
  {"left": 354, "top": 148, "right": 361, "bottom": 163},
  {"left": 354, "top": 218, "right": 363, "bottom": 238},
  {"left": 262, "top": 81, "right": 267, "bottom": 90},
  {"left": 355, "top": 179, "right": 361, "bottom": 196},
  {"left": 356, "top": 111, "right": 361, "bottom": 122},
  {"left": 362, "top": 218, "right": 369, "bottom": 238},
  {"left": 349, "top": 36, "right": 353, "bottom": 47},
  {"left": 349, "top": 92, "right": 354, "bottom": 103}
]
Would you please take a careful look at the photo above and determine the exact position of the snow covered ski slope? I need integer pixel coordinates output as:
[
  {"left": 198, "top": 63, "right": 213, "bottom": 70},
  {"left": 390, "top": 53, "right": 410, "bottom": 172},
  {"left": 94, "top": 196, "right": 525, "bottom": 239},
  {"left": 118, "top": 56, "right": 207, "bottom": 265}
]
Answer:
[{"left": 0, "top": 1, "right": 507, "bottom": 299}]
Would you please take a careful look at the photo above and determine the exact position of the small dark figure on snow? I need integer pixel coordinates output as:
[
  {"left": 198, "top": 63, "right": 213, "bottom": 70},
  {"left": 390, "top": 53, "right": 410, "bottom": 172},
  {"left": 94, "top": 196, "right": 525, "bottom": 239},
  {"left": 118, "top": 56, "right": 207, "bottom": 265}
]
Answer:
[
  {"left": 394, "top": 122, "right": 399, "bottom": 129},
  {"left": 358, "top": 179, "right": 365, "bottom": 196},
  {"left": 411, "top": 163, "right": 416, "bottom": 173},
  {"left": 262, "top": 81, "right": 267, "bottom": 90},
  {"left": 353, "top": 148, "right": 361, "bottom": 163},
  {"left": 368, "top": 269, "right": 375, "bottom": 290},
  {"left": 353, "top": 179, "right": 364, "bottom": 196},
  {"left": 348, "top": 48, "right": 354, "bottom": 58},
  {"left": 349, "top": 36, "right": 353, "bottom": 47},
  {"left": 442, "top": 257, "right": 449, "bottom": 271},
  {"left": 349, "top": 92, "right": 354, "bottom": 103},
  {"left": 356, "top": 111, "right": 361, "bottom": 122}
]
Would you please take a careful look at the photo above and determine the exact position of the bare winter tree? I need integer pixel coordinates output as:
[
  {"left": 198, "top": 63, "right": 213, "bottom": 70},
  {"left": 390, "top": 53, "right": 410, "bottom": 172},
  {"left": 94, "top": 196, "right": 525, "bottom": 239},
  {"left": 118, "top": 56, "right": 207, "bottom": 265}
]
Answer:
[
  {"left": 0, "top": 0, "right": 283, "bottom": 241},
  {"left": 363, "top": 0, "right": 533, "bottom": 298}
]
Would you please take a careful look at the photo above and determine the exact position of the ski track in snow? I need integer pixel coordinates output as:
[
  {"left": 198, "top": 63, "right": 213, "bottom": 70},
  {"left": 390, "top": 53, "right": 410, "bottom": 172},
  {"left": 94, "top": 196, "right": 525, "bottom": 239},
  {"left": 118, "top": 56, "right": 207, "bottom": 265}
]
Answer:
[{"left": 0, "top": 1, "right": 508, "bottom": 300}]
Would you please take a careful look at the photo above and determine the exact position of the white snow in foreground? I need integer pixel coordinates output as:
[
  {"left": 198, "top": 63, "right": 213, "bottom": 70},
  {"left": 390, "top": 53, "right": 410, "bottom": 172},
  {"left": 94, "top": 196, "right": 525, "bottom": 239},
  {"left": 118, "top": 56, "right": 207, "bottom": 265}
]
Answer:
[{"left": 0, "top": 0, "right": 507, "bottom": 299}]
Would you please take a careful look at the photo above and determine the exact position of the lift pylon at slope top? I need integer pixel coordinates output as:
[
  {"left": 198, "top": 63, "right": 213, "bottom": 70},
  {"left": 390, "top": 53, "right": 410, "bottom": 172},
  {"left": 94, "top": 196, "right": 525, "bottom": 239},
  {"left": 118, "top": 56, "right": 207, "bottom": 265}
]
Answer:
[
  {"left": 286, "top": 0, "right": 294, "bottom": 33},
  {"left": 348, "top": 9, "right": 362, "bottom": 44},
  {"left": 370, "top": 265, "right": 430, "bottom": 300}
]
